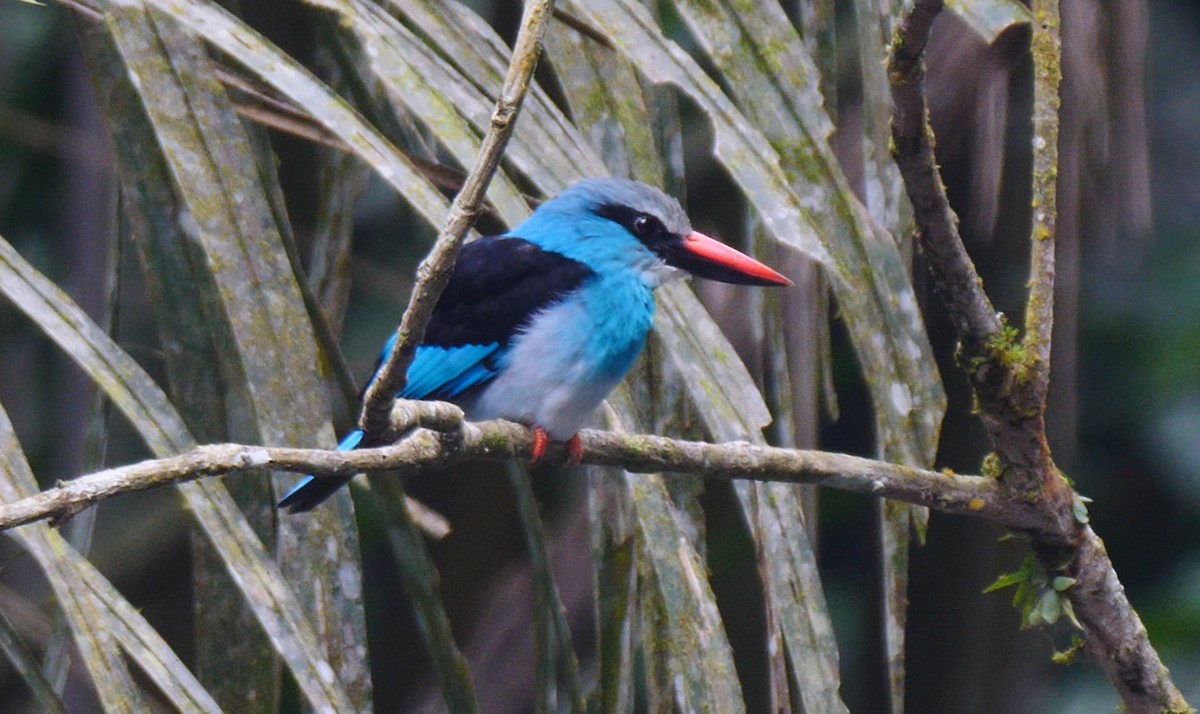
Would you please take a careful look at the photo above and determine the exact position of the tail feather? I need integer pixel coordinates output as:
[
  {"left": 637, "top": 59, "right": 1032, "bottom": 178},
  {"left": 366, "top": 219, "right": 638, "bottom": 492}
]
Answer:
[{"left": 277, "top": 430, "right": 364, "bottom": 513}]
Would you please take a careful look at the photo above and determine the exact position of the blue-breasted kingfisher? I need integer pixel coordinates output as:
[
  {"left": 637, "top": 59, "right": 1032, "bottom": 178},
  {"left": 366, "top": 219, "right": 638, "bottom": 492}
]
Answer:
[{"left": 279, "top": 178, "right": 790, "bottom": 513}]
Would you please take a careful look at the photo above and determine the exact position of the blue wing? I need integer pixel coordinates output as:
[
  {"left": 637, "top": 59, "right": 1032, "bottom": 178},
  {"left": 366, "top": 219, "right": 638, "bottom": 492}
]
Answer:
[
  {"left": 280, "top": 236, "right": 593, "bottom": 513},
  {"left": 353, "top": 235, "right": 595, "bottom": 403},
  {"left": 278, "top": 343, "right": 504, "bottom": 513},
  {"left": 375, "top": 336, "right": 504, "bottom": 402},
  {"left": 276, "top": 429, "right": 365, "bottom": 512},
  {"left": 403, "top": 343, "right": 501, "bottom": 399}
]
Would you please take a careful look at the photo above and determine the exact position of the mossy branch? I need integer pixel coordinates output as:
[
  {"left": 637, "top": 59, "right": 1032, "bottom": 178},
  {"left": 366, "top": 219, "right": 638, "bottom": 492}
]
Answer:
[
  {"left": 1023, "top": 0, "right": 1062, "bottom": 402},
  {"left": 888, "top": 2, "right": 1190, "bottom": 711},
  {"left": 888, "top": 0, "right": 1002, "bottom": 349},
  {"left": 3, "top": 407, "right": 1020, "bottom": 534}
]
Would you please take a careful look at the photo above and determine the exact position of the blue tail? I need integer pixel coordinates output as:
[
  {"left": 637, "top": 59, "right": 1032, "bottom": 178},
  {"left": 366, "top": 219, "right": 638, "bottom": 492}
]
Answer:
[{"left": 278, "top": 430, "right": 364, "bottom": 513}]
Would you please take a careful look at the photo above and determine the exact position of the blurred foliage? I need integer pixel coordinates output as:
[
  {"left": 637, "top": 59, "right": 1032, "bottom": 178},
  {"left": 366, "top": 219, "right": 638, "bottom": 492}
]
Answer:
[{"left": 0, "top": 0, "right": 1196, "bottom": 712}]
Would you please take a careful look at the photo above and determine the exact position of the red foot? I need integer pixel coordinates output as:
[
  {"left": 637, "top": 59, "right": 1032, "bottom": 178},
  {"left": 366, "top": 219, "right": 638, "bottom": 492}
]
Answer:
[
  {"left": 528, "top": 427, "right": 583, "bottom": 466},
  {"left": 567, "top": 434, "right": 583, "bottom": 465},
  {"left": 530, "top": 426, "right": 551, "bottom": 463}
]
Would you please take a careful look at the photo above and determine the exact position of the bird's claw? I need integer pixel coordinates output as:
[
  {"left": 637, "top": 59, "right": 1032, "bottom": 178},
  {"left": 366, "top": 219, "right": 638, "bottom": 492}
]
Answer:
[
  {"left": 567, "top": 434, "right": 583, "bottom": 465},
  {"left": 530, "top": 426, "right": 551, "bottom": 463},
  {"left": 528, "top": 427, "right": 583, "bottom": 466}
]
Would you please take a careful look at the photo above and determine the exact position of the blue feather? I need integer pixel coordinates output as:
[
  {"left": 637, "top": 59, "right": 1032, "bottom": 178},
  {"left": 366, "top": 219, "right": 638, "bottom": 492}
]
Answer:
[
  {"left": 372, "top": 335, "right": 502, "bottom": 399},
  {"left": 403, "top": 343, "right": 502, "bottom": 399},
  {"left": 276, "top": 429, "right": 366, "bottom": 512},
  {"left": 280, "top": 344, "right": 503, "bottom": 512},
  {"left": 281, "top": 178, "right": 783, "bottom": 513}
]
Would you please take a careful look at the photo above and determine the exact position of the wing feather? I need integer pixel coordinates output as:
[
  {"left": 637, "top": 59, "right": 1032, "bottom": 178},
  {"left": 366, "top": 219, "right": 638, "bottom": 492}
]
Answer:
[{"left": 369, "top": 236, "right": 594, "bottom": 401}]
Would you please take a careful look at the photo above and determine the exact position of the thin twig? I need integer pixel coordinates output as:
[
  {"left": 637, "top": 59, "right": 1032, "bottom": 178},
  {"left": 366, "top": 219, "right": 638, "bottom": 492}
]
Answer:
[
  {"left": 1023, "top": 0, "right": 1061, "bottom": 401},
  {"left": 357, "top": 0, "right": 557, "bottom": 439},
  {"left": 551, "top": 7, "right": 613, "bottom": 49}
]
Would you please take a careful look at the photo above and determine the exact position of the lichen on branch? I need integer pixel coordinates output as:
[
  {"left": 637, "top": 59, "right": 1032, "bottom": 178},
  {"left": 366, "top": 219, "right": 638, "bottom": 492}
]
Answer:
[{"left": 887, "top": 1, "right": 1190, "bottom": 711}]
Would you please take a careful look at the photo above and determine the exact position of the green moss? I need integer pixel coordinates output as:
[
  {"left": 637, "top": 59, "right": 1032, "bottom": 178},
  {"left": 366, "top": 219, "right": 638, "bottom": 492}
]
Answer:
[
  {"left": 1057, "top": 468, "right": 1075, "bottom": 488},
  {"left": 620, "top": 434, "right": 647, "bottom": 456},
  {"left": 1051, "top": 635, "right": 1084, "bottom": 665},
  {"left": 980, "top": 452, "right": 1005, "bottom": 480},
  {"left": 482, "top": 430, "right": 510, "bottom": 453},
  {"left": 986, "top": 323, "right": 1026, "bottom": 368}
]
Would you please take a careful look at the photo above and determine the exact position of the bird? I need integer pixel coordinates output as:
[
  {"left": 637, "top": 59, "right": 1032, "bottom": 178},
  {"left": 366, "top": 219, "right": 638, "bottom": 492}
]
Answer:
[{"left": 278, "top": 177, "right": 790, "bottom": 513}]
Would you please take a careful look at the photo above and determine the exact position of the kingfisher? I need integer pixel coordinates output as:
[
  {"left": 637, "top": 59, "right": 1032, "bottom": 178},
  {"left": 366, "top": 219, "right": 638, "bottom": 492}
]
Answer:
[{"left": 279, "top": 178, "right": 790, "bottom": 513}]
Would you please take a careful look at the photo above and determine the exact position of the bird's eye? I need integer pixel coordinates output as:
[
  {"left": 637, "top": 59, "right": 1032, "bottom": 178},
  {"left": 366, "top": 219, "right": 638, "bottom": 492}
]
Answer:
[{"left": 632, "top": 214, "right": 664, "bottom": 241}]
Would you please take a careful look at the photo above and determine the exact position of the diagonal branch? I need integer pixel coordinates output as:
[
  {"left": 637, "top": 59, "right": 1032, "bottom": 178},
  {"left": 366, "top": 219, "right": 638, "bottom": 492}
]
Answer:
[
  {"left": 888, "top": 2, "right": 1191, "bottom": 712},
  {"left": 891, "top": 1, "right": 1053, "bottom": 493},
  {"left": 357, "top": 0, "right": 557, "bottom": 439},
  {"left": 888, "top": 0, "right": 1002, "bottom": 350},
  {"left": 889, "top": 0, "right": 1054, "bottom": 496}
]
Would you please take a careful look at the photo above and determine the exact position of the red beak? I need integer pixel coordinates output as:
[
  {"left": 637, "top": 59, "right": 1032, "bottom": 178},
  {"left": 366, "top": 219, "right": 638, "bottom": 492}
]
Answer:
[{"left": 660, "top": 230, "right": 792, "bottom": 287}]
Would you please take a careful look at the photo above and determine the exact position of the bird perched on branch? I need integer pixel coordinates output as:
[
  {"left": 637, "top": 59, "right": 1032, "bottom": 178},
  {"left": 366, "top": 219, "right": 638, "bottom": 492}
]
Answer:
[{"left": 279, "top": 178, "right": 790, "bottom": 513}]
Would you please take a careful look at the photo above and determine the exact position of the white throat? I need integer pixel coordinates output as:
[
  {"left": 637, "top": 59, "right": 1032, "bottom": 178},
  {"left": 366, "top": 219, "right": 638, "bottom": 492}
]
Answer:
[{"left": 641, "top": 260, "right": 686, "bottom": 288}]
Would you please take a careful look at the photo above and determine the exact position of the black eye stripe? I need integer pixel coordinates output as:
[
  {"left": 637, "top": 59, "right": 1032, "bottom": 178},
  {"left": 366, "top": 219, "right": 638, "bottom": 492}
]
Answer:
[
  {"left": 596, "top": 203, "right": 674, "bottom": 245},
  {"left": 634, "top": 214, "right": 665, "bottom": 240}
]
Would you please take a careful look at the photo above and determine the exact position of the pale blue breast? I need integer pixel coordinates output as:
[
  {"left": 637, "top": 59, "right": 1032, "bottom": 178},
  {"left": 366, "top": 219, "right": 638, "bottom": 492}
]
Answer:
[
  {"left": 468, "top": 271, "right": 655, "bottom": 439},
  {"left": 476, "top": 192, "right": 680, "bottom": 437}
]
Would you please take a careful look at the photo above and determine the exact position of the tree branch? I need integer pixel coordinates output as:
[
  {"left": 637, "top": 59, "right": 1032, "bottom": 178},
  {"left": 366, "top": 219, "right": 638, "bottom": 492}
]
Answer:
[
  {"left": 0, "top": 419, "right": 1185, "bottom": 714},
  {"left": 1024, "top": 0, "right": 1061, "bottom": 402},
  {"left": 357, "top": 0, "right": 556, "bottom": 439},
  {"left": 888, "top": 2, "right": 1191, "bottom": 712},
  {"left": 1, "top": 416, "right": 1013, "bottom": 534},
  {"left": 888, "top": 0, "right": 1002, "bottom": 350},
  {"left": 890, "top": 0, "right": 1049, "bottom": 489}
]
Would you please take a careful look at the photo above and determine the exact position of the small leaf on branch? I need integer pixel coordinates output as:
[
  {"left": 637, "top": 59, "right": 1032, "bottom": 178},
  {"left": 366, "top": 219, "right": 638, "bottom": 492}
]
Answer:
[
  {"left": 1072, "top": 494, "right": 1092, "bottom": 524},
  {"left": 1052, "top": 576, "right": 1076, "bottom": 592},
  {"left": 1036, "top": 590, "right": 1062, "bottom": 626},
  {"left": 983, "top": 554, "right": 1038, "bottom": 594}
]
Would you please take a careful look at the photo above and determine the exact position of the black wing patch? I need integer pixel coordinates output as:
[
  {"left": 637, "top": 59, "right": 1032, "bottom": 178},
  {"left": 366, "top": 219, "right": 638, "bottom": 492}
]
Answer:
[{"left": 423, "top": 236, "right": 595, "bottom": 348}]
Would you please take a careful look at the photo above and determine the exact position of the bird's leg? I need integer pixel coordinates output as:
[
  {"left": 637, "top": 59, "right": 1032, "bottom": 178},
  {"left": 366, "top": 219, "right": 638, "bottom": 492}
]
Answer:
[
  {"left": 528, "top": 427, "right": 583, "bottom": 465},
  {"left": 567, "top": 434, "right": 583, "bottom": 465}
]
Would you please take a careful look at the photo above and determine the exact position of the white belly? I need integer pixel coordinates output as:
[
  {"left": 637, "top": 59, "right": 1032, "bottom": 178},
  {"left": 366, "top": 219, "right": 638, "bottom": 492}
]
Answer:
[{"left": 467, "top": 295, "right": 647, "bottom": 439}]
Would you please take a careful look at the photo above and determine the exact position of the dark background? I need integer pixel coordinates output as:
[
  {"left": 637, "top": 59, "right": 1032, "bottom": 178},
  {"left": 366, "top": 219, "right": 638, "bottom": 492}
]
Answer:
[{"left": 0, "top": 1, "right": 1197, "bottom": 711}]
